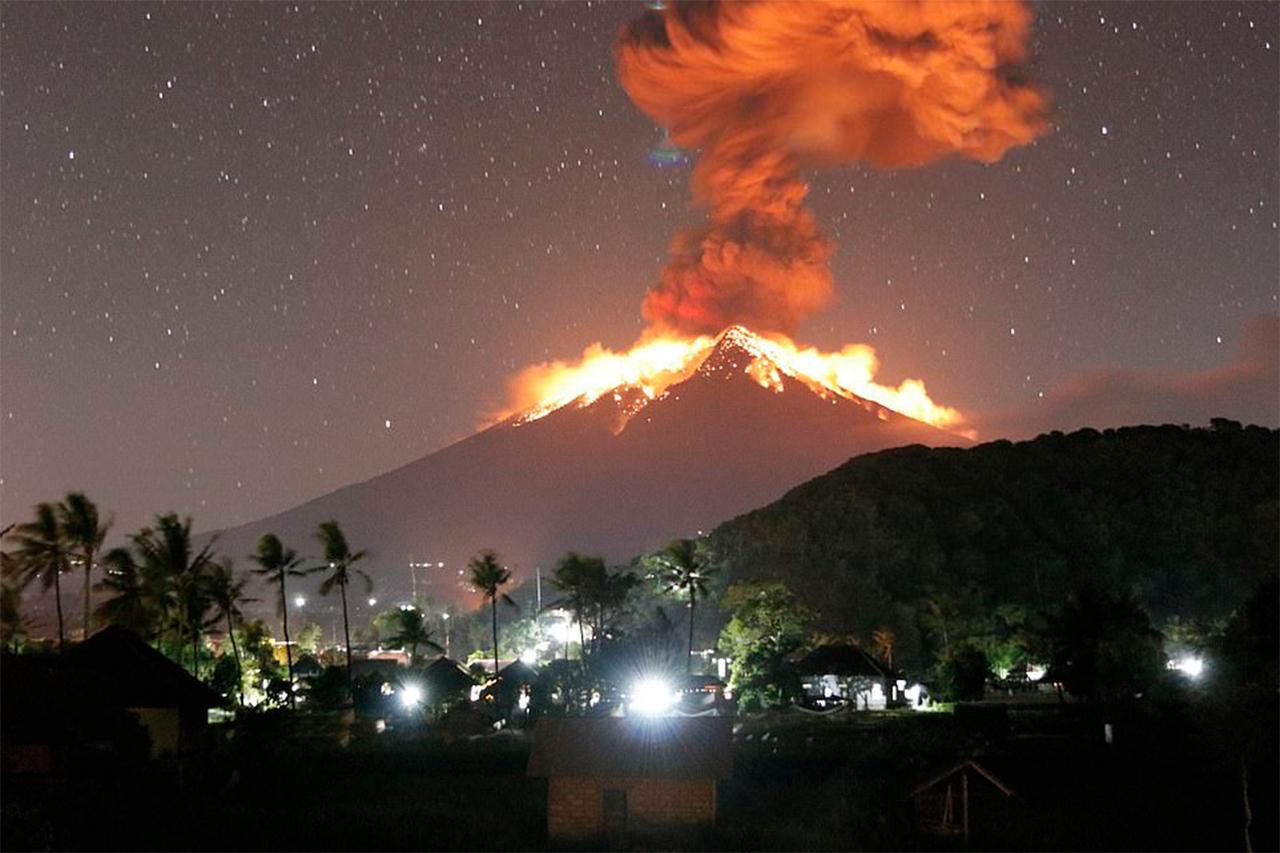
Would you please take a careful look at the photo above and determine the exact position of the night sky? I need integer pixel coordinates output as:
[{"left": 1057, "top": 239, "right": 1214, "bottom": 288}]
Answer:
[{"left": 2, "top": 1, "right": 1277, "bottom": 538}]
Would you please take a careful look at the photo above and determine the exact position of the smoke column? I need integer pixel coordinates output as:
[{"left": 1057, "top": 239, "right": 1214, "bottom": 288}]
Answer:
[{"left": 618, "top": 0, "right": 1049, "bottom": 336}]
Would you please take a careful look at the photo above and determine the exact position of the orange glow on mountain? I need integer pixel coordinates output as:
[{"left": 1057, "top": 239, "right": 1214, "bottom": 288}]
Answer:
[{"left": 501, "top": 326, "right": 973, "bottom": 438}]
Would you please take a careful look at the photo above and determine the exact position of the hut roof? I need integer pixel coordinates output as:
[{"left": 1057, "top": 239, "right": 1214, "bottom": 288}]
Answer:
[
  {"left": 795, "top": 643, "right": 889, "bottom": 679},
  {"left": 68, "top": 626, "right": 222, "bottom": 709},
  {"left": 421, "top": 656, "right": 474, "bottom": 696},
  {"left": 527, "top": 716, "right": 732, "bottom": 780},
  {"left": 910, "top": 759, "right": 1017, "bottom": 799}
]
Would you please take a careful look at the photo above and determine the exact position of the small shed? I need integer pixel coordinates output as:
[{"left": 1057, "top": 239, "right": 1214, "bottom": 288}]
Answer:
[
  {"left": 910, "top": 758, "right": 1016, "bottom": 843},
  {"left": 527, "top": 716, "right": 732, "bottom": 842}
]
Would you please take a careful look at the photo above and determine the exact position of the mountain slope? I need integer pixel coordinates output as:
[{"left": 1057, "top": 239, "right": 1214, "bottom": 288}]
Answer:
[
  {"left": 707, "top": 421, "right": 1279, "bottom": 659},
  {"left": 208, "top": 327, "right": 965, "bottom": 609}
]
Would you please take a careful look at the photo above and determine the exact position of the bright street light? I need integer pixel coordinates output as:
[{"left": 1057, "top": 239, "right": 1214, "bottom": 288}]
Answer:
[
  {"left": 629, "top": 678, "right": 678, "bottom": 716},
  {"left": 399, "top": 683, "right": 424, "bottom": 709}
]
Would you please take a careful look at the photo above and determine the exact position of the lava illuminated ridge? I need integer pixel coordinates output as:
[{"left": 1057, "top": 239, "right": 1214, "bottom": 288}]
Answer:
[{"left": 504, "top": 326, "right": 973, "bottom": 438}]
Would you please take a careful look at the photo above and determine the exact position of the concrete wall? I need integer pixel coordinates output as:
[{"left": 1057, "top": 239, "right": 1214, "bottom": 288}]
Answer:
[{"left": 547, "top": 776, "right": 716, "bottom": 840}]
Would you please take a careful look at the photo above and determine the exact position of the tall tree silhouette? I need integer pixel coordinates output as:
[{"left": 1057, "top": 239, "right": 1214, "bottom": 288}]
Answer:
[
  {"left": 130, "top": 514, "right": 217, "bottom": 675},
  {"left": 550, "top": 552, "right": 602, "bottom": 658},
  {"left": 647, "top": 538, "right": 717, "bottom": 671},
  {"left": 5, "top": 503, "right": 72, "bottom": 652},
  {"left": 250, "top": 533, "right": 307, "bottom": 708},
  {"left": 94, "top": 546, "right": 158, "bottom": 637},
  {"left": 313, "top": 521, "right": 371, "bottom": 701},
  {"left": 207, "top": 558, "right": 255, "bottom": 706},
  {"left": 468, "top": 550, "right": 514, "bottom": 677},
  {"left": 58, "top": 492, "right": 111, "bottom": 640},
  {"left": 382, "top": 605, "right": 443, "bottom": 666}
]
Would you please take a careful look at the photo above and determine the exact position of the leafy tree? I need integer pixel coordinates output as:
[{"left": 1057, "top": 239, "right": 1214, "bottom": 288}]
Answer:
[
  {"left": 646, "top": 538, "right": 717, "bottom": 671},
  {"left": 936, "top": 646, "right": 991, "bottom": 701},
  {"left": 381, "top": 605, "right": 443, "bottom": 665},
  {"left": 468, "top": 549, "right": 514, "bottom": 676},
  {"left": 249, "top": 533, "right": 307, "bottom": 708},
  {"left": 293, "top": 622, "right": 323, "bottom": 656},
  {"left": 717, "top": 580, "right": 811, "bottom": 711},
  {"left": 313, "top": 520, "right": 372, "bottom": 700},
  {"left": 5, "top": 503, "right": 73, "bottom": 652},
  {"left": 1039, "top": 581, "right": 1165, "bottom": 703},
  {"left": 206, "top": 559, "right": 255, "bottom": 706},
  {"left": 58, "top": 492, "right": 111, "bottom": 640}
]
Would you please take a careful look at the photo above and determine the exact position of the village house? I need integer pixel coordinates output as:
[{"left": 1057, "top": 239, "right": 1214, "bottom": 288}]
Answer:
[
  {"left": 527, "top": 716, "right": 733, "bottom": 843},
  {"left": 797, "top": 642, "right": 895, "bottom": 710}
]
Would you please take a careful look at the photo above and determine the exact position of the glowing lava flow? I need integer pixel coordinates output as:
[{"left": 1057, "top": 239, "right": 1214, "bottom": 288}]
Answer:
[{"left": 501, "top": 326, "right": 973, "bottom": 438}]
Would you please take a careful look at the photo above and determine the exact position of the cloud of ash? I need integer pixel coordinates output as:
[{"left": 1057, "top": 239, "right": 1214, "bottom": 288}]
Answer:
[
  {"left": 977, "top": 315, "right": 1280, "bottom": 439},
  {"left": 618, "top": 0, "right": 1049, "bottom": 336}
]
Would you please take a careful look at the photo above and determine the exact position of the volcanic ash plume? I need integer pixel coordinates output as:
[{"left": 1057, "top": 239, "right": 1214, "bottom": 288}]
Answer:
[{"left": 618, "top": 0, "right": 1048, "bottom": 336}]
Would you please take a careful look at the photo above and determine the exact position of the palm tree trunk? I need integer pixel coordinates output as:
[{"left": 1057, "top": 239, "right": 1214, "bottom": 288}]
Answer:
[
  {"left": 1241, "top": 757, "right": 1253, "bottom": 853},
  {"left": 53, "top": 563, "right": 66, "bottom": 653},
  {"left": 192, "top": 625, "right": 201, "bottom": 679},
  {"left": 687, "top": 587, "right": 697, "bottom": 673},
  {"left": 82, "top": 547, "right": 94, "bottom": 639},
  {"left": 491, "top": 595, "right": 499, "bottom": 677},
  {"left": 340, "top": 580, "right": 353, "bottom": 704},
  {"left": 281, "top": 583, "right": 296, "bottom": 710},
  {"left": 226, "top": 611, "right": 244, "bottom": 707},
  {"left": 577, "top": 609, "right": 586, "bottom": 660}
]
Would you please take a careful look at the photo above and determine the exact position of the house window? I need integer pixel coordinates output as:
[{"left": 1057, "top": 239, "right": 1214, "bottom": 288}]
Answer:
[{"left": 603, "top": 788, "right": 627, "bottom": 831}]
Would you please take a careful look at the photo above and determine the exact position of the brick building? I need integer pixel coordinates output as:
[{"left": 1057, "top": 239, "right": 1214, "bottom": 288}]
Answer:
[{"left": 527, "top": 716, "right": 732, "bottom": 843}]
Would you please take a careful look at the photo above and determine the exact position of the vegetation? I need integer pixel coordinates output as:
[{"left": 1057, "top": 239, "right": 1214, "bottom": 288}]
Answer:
[
  {"left": 644, "top": 538, "right": 717, "bottom": 671},
  {"left": 5, "top": 504, "right": 74, "bottom": 651},
  {"left": 313, "top": 520, "right": 372, "bottom": 702},
  {"left": 380, "top": 605, "right": 444, "bottom": 665},
  {"left": 717, "top": 580, "right": 811, "bottom": 711},
  {"left": 709, "top": 423, "right": 1279, "bottom": 675},
  {"left": 58, "top": 492, "right": 111, "bottom": 640},
  {"left": 206, "top": 558, "right": 255, "bottom": 706},
  {"left": 249, "top": 533, "right": 307, "bottom": 708},
  {"left": 467, "top": 549, "right": 514, "bottom": 675}
]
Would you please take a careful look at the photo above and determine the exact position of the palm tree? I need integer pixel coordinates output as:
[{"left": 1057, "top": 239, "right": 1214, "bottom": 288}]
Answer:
[
  {"left": 550, "top": 552, "right": 602, "bottom": 658},
  {"left": 313, "top": 521, "right": 372, "bottom": 701},
  {"left": 58, "top": 492, "right": 111, "bottom": 640},
  {"left": 249, "top": 533, "right": 307, "bottom": 709},
  {"left": 5, "top": 503, "right": 72, "bottom": 652},
  {"left": 468, "top": 550, "right": 514, "bottom": 677},
  {"left": 872, "top": 627, "right": 897, "bottom": 672},
  {"left": 1, "top": 548, "right": 30, "bottom": 652},
  {"left": 383, "top": 605, "right": 443, "bottom": 666},
  {"left": 94, "top": 546, "right": 158, "bottom": 636},
  {"left": 648, "top": 538, "right": 717, "bottom": 671},
  {"left": 206, "top": 558, "right": 255, "bottom": 706},
  {"left": 130, "top": 514, "right": 217, "bottom": 675}
]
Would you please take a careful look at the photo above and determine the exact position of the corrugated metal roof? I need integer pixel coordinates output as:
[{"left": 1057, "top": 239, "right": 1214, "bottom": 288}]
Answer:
[{"left": 527, "top": 716, "right": 732, "bottom": 780}]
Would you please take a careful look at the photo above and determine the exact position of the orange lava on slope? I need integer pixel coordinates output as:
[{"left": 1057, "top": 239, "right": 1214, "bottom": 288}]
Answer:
[{"left": 500, "top": 326, "right": 973, "bottom": 438}]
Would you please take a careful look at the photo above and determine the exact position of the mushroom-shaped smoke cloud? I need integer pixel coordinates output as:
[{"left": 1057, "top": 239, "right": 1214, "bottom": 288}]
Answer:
[{"left": 618, "top": 0, "right": 1049, "bottom": 336}]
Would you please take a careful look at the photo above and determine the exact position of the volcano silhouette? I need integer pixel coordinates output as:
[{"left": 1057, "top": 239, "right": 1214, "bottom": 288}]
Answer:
[{"left": 208, "top": 327, "right": 967, "bottom": 605}]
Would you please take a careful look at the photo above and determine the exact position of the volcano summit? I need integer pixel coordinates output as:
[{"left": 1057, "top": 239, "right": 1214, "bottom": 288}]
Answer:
[{"left": 209, "top": 327, "right": 968, "bottom": 605}]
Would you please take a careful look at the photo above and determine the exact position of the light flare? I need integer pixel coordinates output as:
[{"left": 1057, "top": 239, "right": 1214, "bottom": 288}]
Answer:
[{"left": 498, "top": 326, "right": 972, "bottom": 438}]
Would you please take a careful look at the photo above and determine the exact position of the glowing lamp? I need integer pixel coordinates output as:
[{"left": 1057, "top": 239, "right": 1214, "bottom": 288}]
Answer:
[
  {"left": 399, "top": 684, "right": 424, "bottom": 708},
  {"left": 629, "top": 678, "right": 678, "bottom": 716}
]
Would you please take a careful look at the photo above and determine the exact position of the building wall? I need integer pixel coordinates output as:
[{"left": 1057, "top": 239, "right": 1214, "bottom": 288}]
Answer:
[{"left": 547, "top": 776, "right": 716, "bottom": 839}]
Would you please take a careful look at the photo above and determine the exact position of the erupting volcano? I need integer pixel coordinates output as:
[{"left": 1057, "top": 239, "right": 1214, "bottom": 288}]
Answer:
[
  {"left": 209, "top": 0, "right": 1048, "bottom": 607},
  {"left": 505, "top": 325, "right": 972, "bottom": 439}
]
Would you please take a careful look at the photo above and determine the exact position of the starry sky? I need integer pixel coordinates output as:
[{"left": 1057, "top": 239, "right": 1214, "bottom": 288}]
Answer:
[{"left": 2, "top": 1, "right": 1277, "bottom": 538}]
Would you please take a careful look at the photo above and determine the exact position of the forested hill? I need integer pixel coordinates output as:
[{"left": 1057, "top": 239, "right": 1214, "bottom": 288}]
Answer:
[{"left": 708, "top": 421, "right": 1278, "bottom": 659}]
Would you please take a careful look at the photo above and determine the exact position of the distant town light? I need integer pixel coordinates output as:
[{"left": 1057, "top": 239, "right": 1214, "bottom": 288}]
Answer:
[
  {"left": 368, "top": 597, "right": 377, "bottom": 607},
  {"left": 293, "top": 594, "right": 306, "bottom": 608}
]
